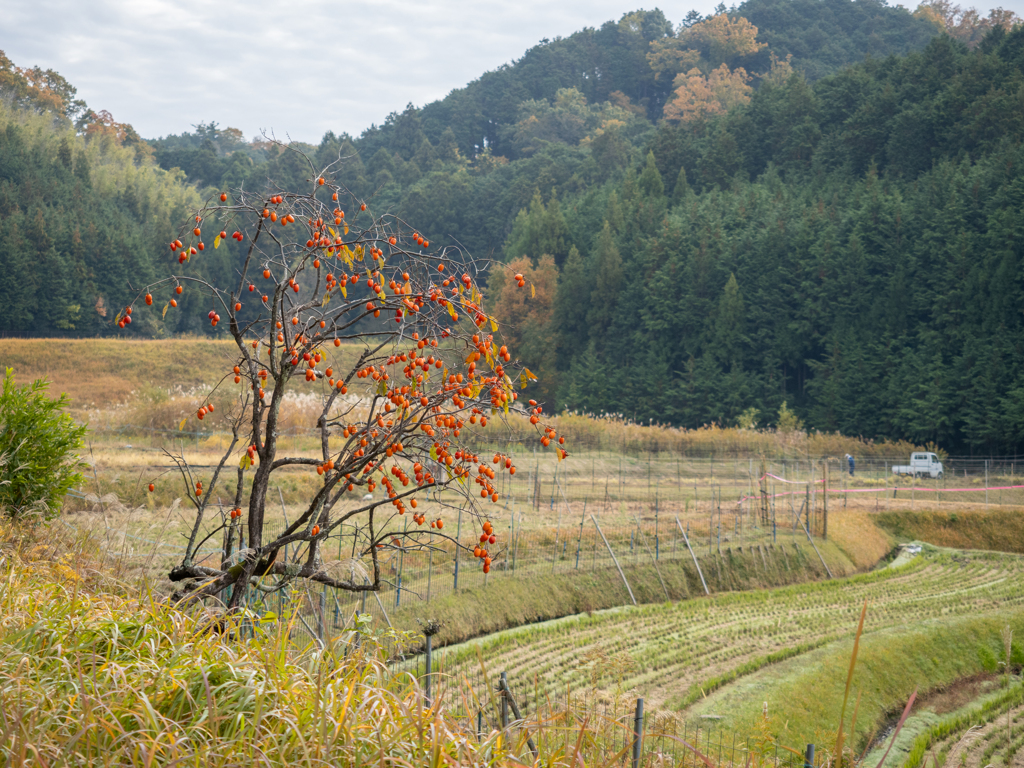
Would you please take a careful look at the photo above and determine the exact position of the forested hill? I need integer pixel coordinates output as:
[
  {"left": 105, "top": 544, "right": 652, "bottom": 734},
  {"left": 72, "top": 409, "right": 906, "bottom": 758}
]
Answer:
[
  {"left": 143, "top": 1, "right": 946, "bottom": 257},
  {"left": 534, "top": 26, "right": 1024, "bottom": 456},
  {"left": 2, "top": 0, "right": 1024, "bottom": 453}
]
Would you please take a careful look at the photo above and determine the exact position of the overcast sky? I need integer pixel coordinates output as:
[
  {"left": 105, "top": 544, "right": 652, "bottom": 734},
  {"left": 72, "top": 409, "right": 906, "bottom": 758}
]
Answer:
[{"left": 6, "top": 0, "right": 1024, "bottom": 144}]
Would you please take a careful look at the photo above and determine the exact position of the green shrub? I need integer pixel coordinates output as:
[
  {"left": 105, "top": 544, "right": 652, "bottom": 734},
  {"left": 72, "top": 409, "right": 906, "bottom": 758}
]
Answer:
[
  {"left": 0, "top": 368, "right": 86, "bottom": 518},
  {"left": 979, "top": 644, "right": 999, "bottom": 673}
]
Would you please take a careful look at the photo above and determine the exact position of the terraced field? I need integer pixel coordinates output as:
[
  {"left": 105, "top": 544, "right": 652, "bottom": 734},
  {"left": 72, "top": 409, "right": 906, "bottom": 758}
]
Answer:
[
  {"left": 939, "top": 705, "right": 1024, "bottom": 768},
  {"left": 431, "top": 548, "right": 1024, "bottom": 714},
  {"left": 891, "top": 684, "right": 1024, "bottom": 768}
]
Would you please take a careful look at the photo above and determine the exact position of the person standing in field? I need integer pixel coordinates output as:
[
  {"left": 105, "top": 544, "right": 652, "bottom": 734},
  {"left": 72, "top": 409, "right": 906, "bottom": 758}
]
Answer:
[{"left": 846, "top": 453, "right": 855, "bottom": 476}]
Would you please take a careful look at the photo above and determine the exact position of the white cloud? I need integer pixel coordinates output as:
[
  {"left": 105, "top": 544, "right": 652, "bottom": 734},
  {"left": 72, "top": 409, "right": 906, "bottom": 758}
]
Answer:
[{"left": 4, "top": 0, "right": 1022, "bottom": 143}]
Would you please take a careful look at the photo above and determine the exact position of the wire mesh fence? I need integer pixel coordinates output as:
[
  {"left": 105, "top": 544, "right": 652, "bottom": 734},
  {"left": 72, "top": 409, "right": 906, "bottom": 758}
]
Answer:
[
  {"left": 377, "top": 658, "right": 823, "bottom": 768},
  {"left": 70, "top": 442, "right": 1024, "bottom": 652}
]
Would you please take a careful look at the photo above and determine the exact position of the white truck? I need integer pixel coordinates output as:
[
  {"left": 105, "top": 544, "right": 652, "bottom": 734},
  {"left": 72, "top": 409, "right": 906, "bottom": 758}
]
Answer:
[{"left": 892, "top": 452, "right": 944, "bottom": 478}]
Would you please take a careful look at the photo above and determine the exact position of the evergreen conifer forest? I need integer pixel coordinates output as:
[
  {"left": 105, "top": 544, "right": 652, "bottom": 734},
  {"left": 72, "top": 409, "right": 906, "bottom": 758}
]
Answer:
[{"left": 2, "top": 0, "right": 1024, "bottom": 453}]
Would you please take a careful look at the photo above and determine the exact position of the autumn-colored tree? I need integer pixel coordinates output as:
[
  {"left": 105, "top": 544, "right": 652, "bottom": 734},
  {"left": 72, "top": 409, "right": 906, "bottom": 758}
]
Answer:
[
  {"left": 663, "top": 64, "right": 753, "bottom": 123},
  {"left": 488, "top": 255, "right": 558, "bottom": 404},
  {"left": 0, "top": 50, "right": 90, "bottom": 126},
  {"left": 680, "top": 14, "right": 765, "bottom": 67},
  {"left": 127, "top": 143, "right": 561, "bottom": 609},
  {"left": 84, "top": 110, "right": 153, "bottom": 161},
  {"left": 914, "top": 0, "right": 1022, "bottom": 47},
  {"left": 647, "top": 13, "right": 765, "bottom": 80}
]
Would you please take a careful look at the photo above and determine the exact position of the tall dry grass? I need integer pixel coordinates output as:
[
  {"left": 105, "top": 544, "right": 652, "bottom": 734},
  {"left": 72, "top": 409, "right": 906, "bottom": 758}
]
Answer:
[
  {"left": 3, "top": 519, "right": 867, "bottom": 768},
  {"left": 542, "top": 414, "right": 925, "bottom": 459},
  {"left": 2, "top": 338, "right": 926, "bottom": 459},
  {"left": 3, "top": 521, "right": 806, "bottom": 767},
  {"left": 0, "top": 523, "right": 540, "bottom": 765}
]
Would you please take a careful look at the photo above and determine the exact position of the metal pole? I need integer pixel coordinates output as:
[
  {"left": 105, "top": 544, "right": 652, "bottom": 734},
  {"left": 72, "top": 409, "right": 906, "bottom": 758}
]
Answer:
[
  {"left": 804, "top": 744, "right": 815, "bottom": 768},
  {"left": 632, "top": 698, "right": 645, "bottom": 768},
  {"left": 822, "top": 462, "right": 828, "bottom": 540},
  {"left": 426, "top": 548, "right": 433, "bottom": 603},
  {"left": 278, "top": 487, "right": 290, "bottom": 562},
  {"left": 317, "top": 589, "right": 325, "bottom": 642},
  {"left": 575, "top": 499, "right": 587, "bottom": 569},
  {"left": 454, "top": 504, "right": 462, "bottom": 590},
  {"left": 500, "top": 671, "right": 509, "bottom": 729},
  {"left": 592, "top": 514, "right": 636, "bottom": 605},
  {"left": 632, "top": 514, "right": 669, "bottom": 599},
  {"left": 424, "top": 633, "right": 432, "bottom": 707},
  {"left": 511, "top": 496, "right": 518, "bottom": 574},
  {"left": 396, "top": 518, "right": 407, "bottom": 608},
  {"left": 802, "top": 519, "right": 833, "bottom": 579},
  {"left": 676, "top": 517, "right": 709, "bottom": 595},
  {"left": 655, "top": 493, "right": 660, "bottom": 560}
]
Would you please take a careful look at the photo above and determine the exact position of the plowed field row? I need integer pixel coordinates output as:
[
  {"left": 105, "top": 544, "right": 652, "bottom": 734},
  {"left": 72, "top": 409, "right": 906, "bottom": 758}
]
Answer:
[{"left": 429, "top": 551, "right": 1024, "bottom": 710}]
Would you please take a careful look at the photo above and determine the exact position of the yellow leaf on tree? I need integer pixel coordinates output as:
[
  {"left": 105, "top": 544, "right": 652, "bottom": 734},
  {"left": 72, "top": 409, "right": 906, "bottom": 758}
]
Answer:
[
  {"left": 531, "top": 283, "right": 536, "bottom": 298},
  {"left": 524, "top": 368, "right": 538, "bottom": 381},
  {"left": 329, "top": 227, "right": 336, "bottom": 237},
  {"left": 490, "top": 318, "right": 498, "bottom": 332},
  {"left": 179, "top": 417, "right": 188, "bottom": 431},
  {"left": 162, "top": 302, "right": 170, "bottom": 319},
  {"left": 213, "top": 234, "right": 221, "bottom": 249}
]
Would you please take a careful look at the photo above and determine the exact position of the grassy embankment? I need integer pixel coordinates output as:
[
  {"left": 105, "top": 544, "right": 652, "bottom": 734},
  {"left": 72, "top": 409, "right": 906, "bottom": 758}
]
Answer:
[
  {"left": 391, "top": 538, "right": 858, "bottom": 648},
  {"left": 690, "top": 608, "right": 1024, "bottom": 758},
  {"left": 389, "top": 504, "right": 1024, "bottom": 651},
  {"left": 873, "top": 508, "right": 1024, "bottom": 554}
]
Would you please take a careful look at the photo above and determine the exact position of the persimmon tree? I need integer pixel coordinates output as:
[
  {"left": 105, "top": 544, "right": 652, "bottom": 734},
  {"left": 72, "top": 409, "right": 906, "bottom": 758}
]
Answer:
[{"left": 123, "top": 144, "right": 562, "bottom": 610}]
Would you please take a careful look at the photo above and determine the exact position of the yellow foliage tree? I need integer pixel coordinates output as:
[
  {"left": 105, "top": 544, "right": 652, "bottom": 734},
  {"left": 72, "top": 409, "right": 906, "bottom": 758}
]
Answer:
[
  {"left": 663, "top": 64, "right": 753, "bottom": 123},
  {"left": 914, "top": 0, "right": 1021, "bottom": 47},
  {"left": 0, "top": 49, "right": 88, "bottom": 124},
  {"left": 682, "top": 14, "right": 766, "bottom": 67},
  {"left": 647, "top": 13, "right": 765, "bottom": 79}
]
